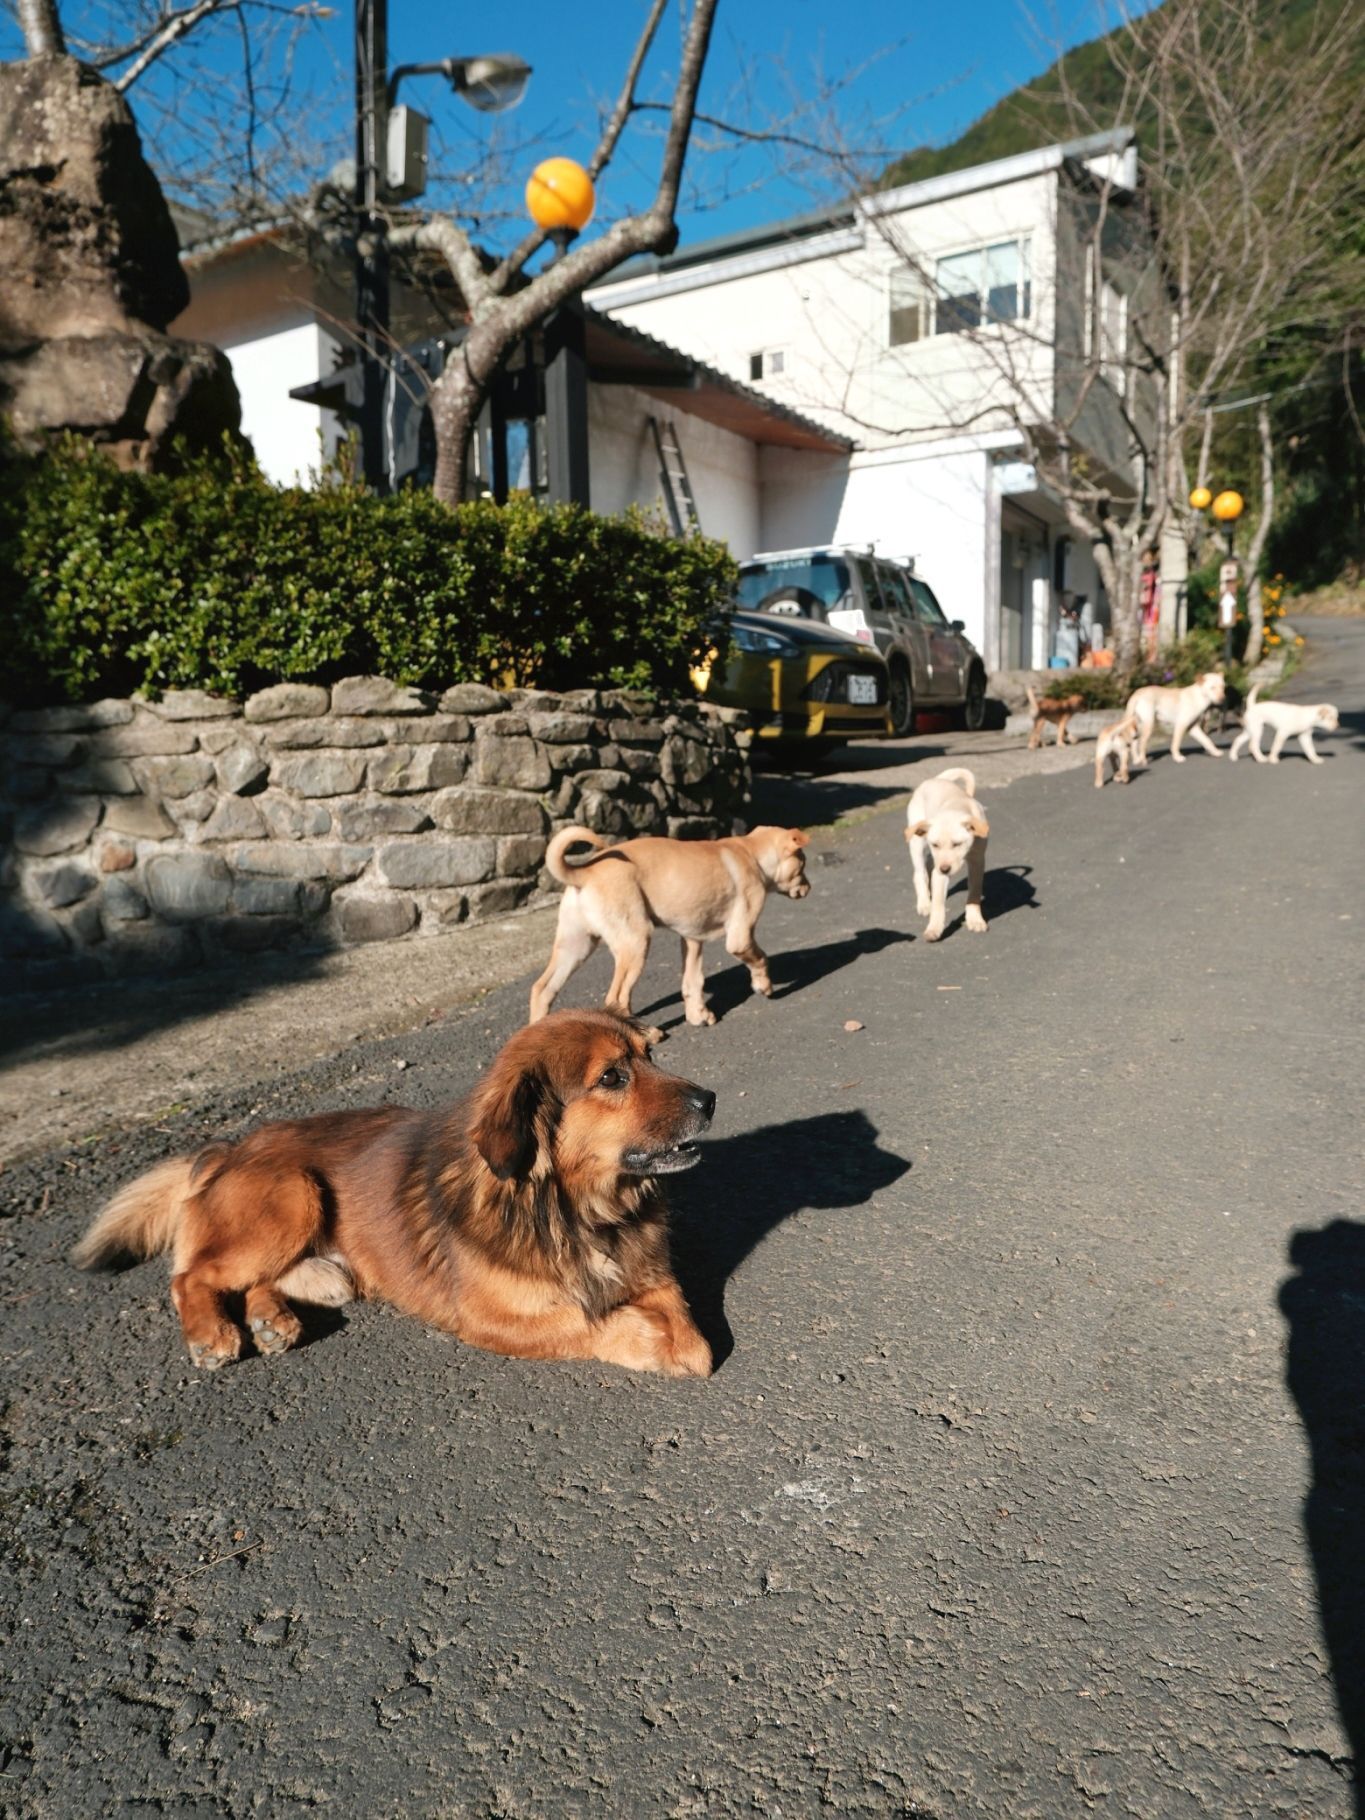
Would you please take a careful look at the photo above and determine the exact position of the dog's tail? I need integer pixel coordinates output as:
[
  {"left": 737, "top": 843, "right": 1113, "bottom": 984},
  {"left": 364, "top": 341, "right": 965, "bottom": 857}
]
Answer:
[
  {"left": 1024, "top": 685, "right": 1040, "bottom": 715},
  {"left": 937, "top": 766, "right": 978, "bottom": 796},
  {"left": 1245, "top": 682, "right": 1261, "bottom": 710},
  {"left": 546, "top": 825, "right": 614, "bottom": 888},
  {"left": 71, "top": 1156, "right": 197, "bottom": 1271}
]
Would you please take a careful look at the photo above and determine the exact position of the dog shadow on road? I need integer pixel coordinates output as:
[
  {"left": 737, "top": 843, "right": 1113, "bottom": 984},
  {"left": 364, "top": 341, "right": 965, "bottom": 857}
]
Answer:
[
  {"left": 1280, "top": 1219, "right": 1365, "bottom": 1800},
  {"left": 637, "top": 927, "right": 914, "bottom": 1030},
  {"left": 670, "top": 1109, "right": 911, "bottom": 1369}
]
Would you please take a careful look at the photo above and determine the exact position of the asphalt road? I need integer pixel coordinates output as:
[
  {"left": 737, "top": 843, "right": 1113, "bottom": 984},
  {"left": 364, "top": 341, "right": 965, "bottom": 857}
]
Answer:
[{"left": 2, "top": 622, "right": 1362, "bottom": 1819}]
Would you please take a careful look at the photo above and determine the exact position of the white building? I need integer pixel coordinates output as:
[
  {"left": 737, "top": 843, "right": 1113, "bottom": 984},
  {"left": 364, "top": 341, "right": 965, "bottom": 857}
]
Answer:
[
  {"left": 172, "top": 127, "right": 1181, "bottom": 675},
  {"left": 588, "top": 127, "right": 1184, "bottom": 671}
]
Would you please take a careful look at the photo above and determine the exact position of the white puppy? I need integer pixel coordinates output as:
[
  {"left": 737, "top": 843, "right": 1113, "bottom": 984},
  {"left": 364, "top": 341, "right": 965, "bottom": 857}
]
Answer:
[
  {"left": 1125, "top": 671, "right": 1226, "bottom": 765},
  {"left": 1093, "top": 714, "right": 1140, "bottom": 789},
  {"left": 904, "top": 766, "right": 989, "bottom": 942},
  {"left": 1228, "top": 683, "right": 1339, "bottom": 764}
]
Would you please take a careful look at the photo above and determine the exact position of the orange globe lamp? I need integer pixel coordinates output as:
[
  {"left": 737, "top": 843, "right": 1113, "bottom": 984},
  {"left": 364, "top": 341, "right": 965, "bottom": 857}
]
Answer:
[
  {"left": 1211, "top": 489, "right": 1244, "bottom": 523},
  {"left": 526, "top": 158, "right": 596, "bottom": 235},
  {"left": 1188, "top": 485, "right": 1212, "bottom": 511}
]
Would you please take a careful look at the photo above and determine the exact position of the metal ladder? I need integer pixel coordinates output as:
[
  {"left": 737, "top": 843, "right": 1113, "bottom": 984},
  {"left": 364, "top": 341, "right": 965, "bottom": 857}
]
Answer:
[{"left": 649, "top": 416, "right": 700, "bottom": 536}]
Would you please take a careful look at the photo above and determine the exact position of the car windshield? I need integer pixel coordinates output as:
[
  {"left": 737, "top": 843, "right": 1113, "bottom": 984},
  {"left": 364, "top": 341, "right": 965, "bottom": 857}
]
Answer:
[{"left": 737, "top": 554, "right": 853, "bottom": 617}]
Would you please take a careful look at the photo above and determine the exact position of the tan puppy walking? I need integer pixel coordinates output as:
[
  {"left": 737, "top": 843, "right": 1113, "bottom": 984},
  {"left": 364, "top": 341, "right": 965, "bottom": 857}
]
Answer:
[
  {"left": 1125, "top": 671, "right": 1226, "bottom": 765},
  {"left": 530, "top": 825, "right": 812, "bottom": 1029},
  {"left": 904, "top": 766, "right": 989, "bottom": 942},
  {"left": 1094, "top": 714, "right": 1139, "bottom": 788}
]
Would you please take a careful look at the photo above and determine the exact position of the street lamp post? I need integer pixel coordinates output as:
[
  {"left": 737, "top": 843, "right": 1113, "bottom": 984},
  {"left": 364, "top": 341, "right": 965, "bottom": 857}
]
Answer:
[
  {"left": 1189, "top": 485, "right": 1246, "bottom": 666},
  {"left": 352, "top": 1, "right": 530, "bottom": 489}
]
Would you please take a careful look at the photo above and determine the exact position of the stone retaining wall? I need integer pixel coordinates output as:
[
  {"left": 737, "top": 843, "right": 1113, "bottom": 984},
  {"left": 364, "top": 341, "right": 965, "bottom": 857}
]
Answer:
[{"left": 0, "top": 679, "right": 750, "bottom": 982}]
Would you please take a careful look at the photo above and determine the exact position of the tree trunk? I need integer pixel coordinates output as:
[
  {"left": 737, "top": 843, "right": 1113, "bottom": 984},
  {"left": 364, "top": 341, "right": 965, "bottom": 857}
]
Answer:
[
  {"left": 1242, "top": 401, "right": 1275, "bottom": 669},
  {"left": 19, "top": 0, "right": 66, "bottom": 55},
  {"left": 429, "top": 363, "right": 483, "bottom": 508},
  {"left": 1093, "top": 530, "right": 1142, "bottom": 673}
]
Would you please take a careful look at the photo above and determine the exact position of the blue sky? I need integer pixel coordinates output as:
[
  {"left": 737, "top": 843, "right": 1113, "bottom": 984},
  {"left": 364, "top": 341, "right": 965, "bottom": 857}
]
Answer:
[{"left": 3, "top": 0, "right": 1144, "bottom": 249}]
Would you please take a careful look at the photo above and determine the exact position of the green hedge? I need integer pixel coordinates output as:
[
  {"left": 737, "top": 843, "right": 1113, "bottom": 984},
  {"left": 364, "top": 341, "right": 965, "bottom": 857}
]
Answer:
[{"left": 0, "top": 438, "right": 737, "bottom": 704}]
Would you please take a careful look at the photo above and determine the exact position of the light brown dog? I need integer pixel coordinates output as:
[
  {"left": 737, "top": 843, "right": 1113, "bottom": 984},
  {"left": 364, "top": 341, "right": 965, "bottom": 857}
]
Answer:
[
  {"left": 73, "top": 1011, "right": 715, "bottom": 1377},
  {"left": 1125, "top": 671, "right": 1226, "bottom": 765},
  {"left": 1026, "top": 685, "right": 1085, "bottom": 748},
  {"left": 530, "top": 825, "right": 812, "bottom": 1029},
  {"left": 1094, "top": 714, "right": 1140, "bottom": 788}
]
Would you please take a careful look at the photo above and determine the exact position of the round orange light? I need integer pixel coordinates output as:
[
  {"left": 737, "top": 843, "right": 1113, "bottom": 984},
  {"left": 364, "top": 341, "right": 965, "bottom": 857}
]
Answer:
[
  {"left": 1188, "top": 486, "right": 1212, "bottom": 511},
  {"left": 525, "top": 158, "right": 595, "bottom": 234},
  {"left": 1211, "top": 489, "right": 1245, "bottom": 522}
]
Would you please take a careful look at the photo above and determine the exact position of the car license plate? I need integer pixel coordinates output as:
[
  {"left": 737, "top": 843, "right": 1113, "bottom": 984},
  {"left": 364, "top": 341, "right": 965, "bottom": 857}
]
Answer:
[{"left": 847, "top": 673, "right": 878, "bottom": 705}]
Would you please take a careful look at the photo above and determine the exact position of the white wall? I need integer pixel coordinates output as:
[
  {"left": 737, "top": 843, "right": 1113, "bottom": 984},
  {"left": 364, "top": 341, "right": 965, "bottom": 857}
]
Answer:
[
  {"left": 587, "top": 383, "right": 760, "bottom": 553},
  {"left": 219, "top": 318, "right": 340, "bottom": 486}
]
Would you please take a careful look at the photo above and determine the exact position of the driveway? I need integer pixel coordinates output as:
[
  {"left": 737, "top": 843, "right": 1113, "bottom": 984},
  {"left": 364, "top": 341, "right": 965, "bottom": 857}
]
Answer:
[{"left": 1, "top": 621, "right": 1361, "bottom": 1817}]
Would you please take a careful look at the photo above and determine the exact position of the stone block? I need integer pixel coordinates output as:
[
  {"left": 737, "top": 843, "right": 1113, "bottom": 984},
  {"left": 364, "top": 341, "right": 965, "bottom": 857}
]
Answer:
[
  {"left": 232, "top": 842, "right": 372, "bottom": 881},
  {"left": 144, "top": 851, "right": 231, "bottom": 919},
  {"left": 33, "top": 861, "right": 98, "bottom": 907},
  {"left": 145, "top": 689, "right": 240, "bottom": 720},
  {"left": 201, "top": 796, "right": 266, "bottom": 841},
  {"left": 215, "top": 743, "right": 269, "bottom": 795},
  {"left": 575, "top": 769, "right": 634, "bottom": 794},
  {"left": 667, "top": 817, "right": 723, "bottom": 840},
  {"left": 464, "top": 878, "right": 532, "bottom": 921},
  {"left": 6, "top": 733, "right": 82, "bottom": 767},
  {"left": 103, "top": 796, "right": 176, "bottom": 840},
  {"left": 526, "top": 713, "right": 597, "bottom": 743},
  {"left": 332, "top": 796, "right": 432, "bottom": 841},
  {"left": 408, "top": 714, "right": 471, "bottom": 743},
  {"left": 67, "top": 897, "right": 106, "bottom": 946},
  {"left": 102, "top": 876, "right": 148, "bottom": 922},
  {"left": 258, "top": 795, "right": 331, "bottom": 840},
  {"left": 438, "top": 683, "right": 506, "bottom": 715},
  {"left": 420, "top": 890, "right": 467, "bottom": 930},
  {"left": 367, "top": 745, "right": 469, "bottom": 794},
  {"left": 610, "top": 720, "right": 666, "bottom": 746},
  {"left": 0, "top": 902, "right": 68, "bottom": 956},
  {"left": 479, "top": 714, "right": 530, "bottom": 737},
  {"left": 212, "top": 916, "right": 302, "bottom": 954},
  {"left": 271, "top": 753, "right": 368, "bottom": 797},
  {"left": 336, "top": 893, "right": 419, "bottom": 943},
  {"left": 661, "top": 736, "right": 714, "bottom": 790},
  {"left": 6, "top": 768, "right": 55, "bottom": 802},
  {"left": 497, "top": 835, "right": 547, "bottom": 876},
  {"left": 577, "top": 790, "right": 657, "bottom": 837},
  {"left": 332, "top": 676, "right": 431, "bottom": 716},
  {"left": 429, "top": 788, "right": 547, "bottom": 836},
  {"left": 199, "top": 723, "right": 244, "bottom": 754},
  {"left": 8, "top": 699, "right": 133, "bottom": 733},
  {"left": 377, "top": 839, "right": 496, "bottom": 889},
  {"left": 107, "top": 923, "right": 199, "bottom": 973},
  {"left": 545, "top": 743, "right": 599, "bottom": 774},
  {"left": 243, "top": 683, "right": 330, "bottom": 721},
  {"left": 137, "top": 754, "right": 215, "bottom": 798},
  {"left": 231, "top": 874, "right": 302, "bottom": 916},
  {"left": 617, "top": 748, "right": 659, "bottom": 776},
  {"left": 99, "top": 840, "right": 136, "bottom": 872},
  {"left": 172, "top": 791, "right": 214, "bottom": 824},
  {"left": 473, "top": 735, "right": 551, "bottom": 791},
  {"left": 59, "top": 758, "right": 138, "bottom": 794},
  {"left": 86, "top": 719, "right": 198, "bottom": 758},
  {"left": 15, "top": 797, "right": 101, "bottom": 856},
  {"left": 263, "top": 718, "right": 390, "bottom": 750}
]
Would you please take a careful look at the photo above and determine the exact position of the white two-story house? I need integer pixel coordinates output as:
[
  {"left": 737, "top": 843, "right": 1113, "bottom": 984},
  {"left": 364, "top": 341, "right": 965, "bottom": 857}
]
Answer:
[{"left": 588, "top": 127, "right": 1183, "bottom": 672}]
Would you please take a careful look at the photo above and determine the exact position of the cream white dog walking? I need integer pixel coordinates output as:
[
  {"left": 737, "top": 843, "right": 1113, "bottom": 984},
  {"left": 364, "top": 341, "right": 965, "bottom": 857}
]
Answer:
[
  {"left": 905, "top": 767, "right": 989, "bottom": 942},
  {"left": 1125, "top": 671, "right": 1226, "bottom": 765},
  {"left": 1228, "top": 683, "right": 1339, "bottom": 764}
]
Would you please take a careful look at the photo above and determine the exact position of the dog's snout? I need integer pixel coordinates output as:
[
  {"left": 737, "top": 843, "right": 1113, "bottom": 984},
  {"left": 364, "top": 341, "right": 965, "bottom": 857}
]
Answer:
[
  {"left": 937, "top": 861, "right": 953, "bottom": 874},
  {"left": 684, "top": 1085, "right": 716, "bottom": 1124}
]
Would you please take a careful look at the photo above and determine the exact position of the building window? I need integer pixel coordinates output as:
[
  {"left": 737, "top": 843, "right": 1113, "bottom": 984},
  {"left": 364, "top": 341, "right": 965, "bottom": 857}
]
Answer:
[
  {"left": 933, "top": 238, "right": 1032, "bottom": 336},
  {"left": 889, "top": 267, "right": 926, "bottom": 346},
  {"left": 749, "top": 348, "right": 786, "bottom": 381}
]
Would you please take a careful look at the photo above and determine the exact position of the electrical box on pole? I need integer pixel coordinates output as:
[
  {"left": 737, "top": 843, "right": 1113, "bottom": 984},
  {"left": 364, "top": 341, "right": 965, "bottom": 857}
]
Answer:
[{"left": 386, "top": 105, "right": 429, "bottom": 199}]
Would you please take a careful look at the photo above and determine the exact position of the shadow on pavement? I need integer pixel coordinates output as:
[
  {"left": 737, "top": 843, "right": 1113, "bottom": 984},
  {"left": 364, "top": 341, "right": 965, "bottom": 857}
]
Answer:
[
  {"left": 1280, "top": 1219, "right": 1365, "bottom": 1810},
  {"left": 671, "top": 1109, "right": 911, "bottom": 1369},
  {"left": 980, "top": 864, "right": 1040, "bottom": 922},
  {"left": 637, "top": 927, "right": 914, "bottom": 1029}
]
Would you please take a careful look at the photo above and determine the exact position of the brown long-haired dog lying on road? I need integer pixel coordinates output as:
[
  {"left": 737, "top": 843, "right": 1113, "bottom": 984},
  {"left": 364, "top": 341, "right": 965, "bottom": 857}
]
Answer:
[
  {"left": 530, "top": 824, "right": 812, "bottom": 1029},
  {"left": 74, "top": 1012, "right": 716, "bottom": 1378}
]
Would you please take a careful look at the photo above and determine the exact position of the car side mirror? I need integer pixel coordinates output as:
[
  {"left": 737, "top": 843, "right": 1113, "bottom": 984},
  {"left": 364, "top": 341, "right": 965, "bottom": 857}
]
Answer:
[{"left": 950, "top": 619, "right": 965, "bottom": 633}]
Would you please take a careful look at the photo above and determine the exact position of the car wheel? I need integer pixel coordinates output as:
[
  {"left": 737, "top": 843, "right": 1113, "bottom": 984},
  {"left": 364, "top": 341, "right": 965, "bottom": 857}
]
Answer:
[
  {"left": 959, "top": 667, "right": 987, "bottom": 731},
  {"left": 888, "top": 662, "right": 916, "bottom": 737}
]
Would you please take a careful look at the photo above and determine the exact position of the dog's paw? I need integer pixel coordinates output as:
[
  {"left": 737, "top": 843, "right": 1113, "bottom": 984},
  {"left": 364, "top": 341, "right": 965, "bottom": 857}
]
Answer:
[
  {"left": 642, "top": 1024, "right": 668, "bottom": 1045},
  {"left": 188, "top": 1326, "right": 242, "bottom": 1370},
  {"left": 966, "top": 913, "right": 988, "bottom": 934},
  {"left": 664, "top": 1329, "right": 714, "bottom": 1378},
  {"left": 685, "top": 1006, "right": 717, "bottom": 1027},
  {"left": 923, "top": 926, "right": 943, "bottom": 943},
  {"left": 249, "top": 1308, "right": 303, "bottom": 1355}
]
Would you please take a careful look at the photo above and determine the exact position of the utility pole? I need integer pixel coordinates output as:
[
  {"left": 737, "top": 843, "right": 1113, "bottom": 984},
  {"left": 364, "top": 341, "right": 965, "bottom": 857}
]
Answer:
[{"left": 354, "top": 0, "right": 390, "bottom": 491}]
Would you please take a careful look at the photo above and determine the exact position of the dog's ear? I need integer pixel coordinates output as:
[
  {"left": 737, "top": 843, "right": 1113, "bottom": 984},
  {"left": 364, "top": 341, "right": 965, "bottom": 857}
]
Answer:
[
  {"left": 966, "top": 815, "right": 990, "bottom": 839},
  {"left": 907, "top": 820, "right": 929, "bottom": 839},
  {"left": 472, "top": 1061, "right": 547, "bottom": 1181},
  {"left": 786, "top": 828, "right": 811, "bottom": 849}
]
